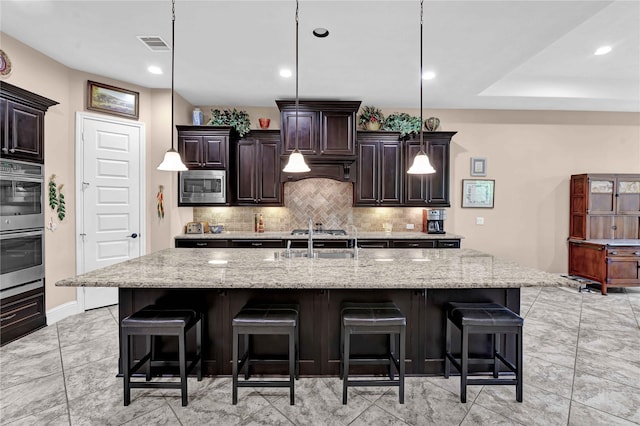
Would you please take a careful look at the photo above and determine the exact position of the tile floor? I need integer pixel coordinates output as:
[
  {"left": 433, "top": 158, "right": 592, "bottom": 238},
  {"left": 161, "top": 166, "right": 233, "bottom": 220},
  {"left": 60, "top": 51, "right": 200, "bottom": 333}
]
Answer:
[{"left": 1, "top": 286, "right": 639, "bottom": 425}]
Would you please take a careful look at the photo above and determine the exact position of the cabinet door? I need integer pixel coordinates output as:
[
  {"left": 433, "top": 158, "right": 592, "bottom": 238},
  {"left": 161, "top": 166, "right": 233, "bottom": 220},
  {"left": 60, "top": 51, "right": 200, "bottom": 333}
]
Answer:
[
  {"left": 319, "top": 111, "right": 355, "bottom": 155},
  {"left": 607, "top": 256, "right": 640, "bottom": 284},
  {"left": 426, "top": 139, "right": 450, "bottom": 206},
  {"left": 588, "top": 215, "right": 616, "bottom": 239},
  {"left": 405, "top": 141, "right": 428, "bottom": 205},
  {"left": 355, "top": 141, "right": 379, "bottom": 205},
  {"left": 0, "top": 98, "right": 6, "bottom": 153},
  {"left": 257, "top": 139, "right": 281, "bottom": 204},
  {"left": 588, "top": 176, "right": 616, "bottom": 214},
  {"left": 179, "top": 134, "right": 203, "bottom": 168},
  {"left": 235, "top": 139, "right": 257, "bottom": 203},
  {"left": 5, "top": 101, "right": 44, "bottom": 163},
  {"left": 282, "top": 110, "right": 317, "bottom": 154},
  {"left": 616, "top": 176, "right": 640, "bottom": 215},
  {"left": 202, "top": 135, "right": 227, "bottom": 168},
  {"left": 379, "top": 142, "right": 402, "bottom": 205},
  {"left": 614, "top": 216, "right": 640, "bottom": 239}
]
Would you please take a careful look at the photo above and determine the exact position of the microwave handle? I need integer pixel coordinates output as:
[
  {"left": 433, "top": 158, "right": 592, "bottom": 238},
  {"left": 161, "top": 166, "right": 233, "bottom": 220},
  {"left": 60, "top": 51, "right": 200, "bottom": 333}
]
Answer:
[
  {"left": 0, "top": 229, "right": 44, "bottom": 240},
  {"left": 1, "top": 174, "right": 44, "bottom": 183}
]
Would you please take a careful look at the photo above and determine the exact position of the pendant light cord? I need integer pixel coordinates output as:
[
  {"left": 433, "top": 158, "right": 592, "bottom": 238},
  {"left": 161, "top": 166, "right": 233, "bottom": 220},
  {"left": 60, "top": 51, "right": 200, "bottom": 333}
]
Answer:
[
  {"left": 171, "top": 0, "right": 176, "bottom": 151},
  {"left": 294, "top": 0, "right": 299, "bottom": 151},
  {"left": 419, "top": 0, "right": 424, "bottom": 154}
]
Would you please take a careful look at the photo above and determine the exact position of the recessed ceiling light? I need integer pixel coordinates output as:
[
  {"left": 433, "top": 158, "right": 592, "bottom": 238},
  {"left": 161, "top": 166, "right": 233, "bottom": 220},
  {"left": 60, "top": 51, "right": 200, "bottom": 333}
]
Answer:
[
  {"left": 280, "top": 68, "right": 292, "bottom": 78},
  {"left": 147, "top": 66, "right": 163, "bottom": 75},
  {"left": 313, "top": 28, "right": 329, "bottom": 38},
  {"left": 422, "top": 71, "right": 436, "bottom": 80},
  {"left": 594, "top": 46, "right": 612, "bottom": 56}
]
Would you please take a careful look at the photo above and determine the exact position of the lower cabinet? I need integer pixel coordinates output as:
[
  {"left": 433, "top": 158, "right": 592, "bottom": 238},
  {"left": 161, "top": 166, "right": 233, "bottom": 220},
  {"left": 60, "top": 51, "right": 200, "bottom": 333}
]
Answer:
[
  {"left": 568, "top": 241, "right": 640, "bottom": 295},
  {"left": 0, "top": 287, "right": 46, "bottom": 346},
  {"left": 175, "top": 239, "right": 228, "bottom": 248},
  {"left": 176, "top": 237, "right": 460, "bottom": 250}
]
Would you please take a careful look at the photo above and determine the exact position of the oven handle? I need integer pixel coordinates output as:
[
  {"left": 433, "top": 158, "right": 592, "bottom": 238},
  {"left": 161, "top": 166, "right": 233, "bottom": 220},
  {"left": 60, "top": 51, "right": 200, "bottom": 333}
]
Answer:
[
  {"left": 0, "top": 174, "right": 44, "bottom": 183},
  {"left": 0, "top": 229, "right": 44, "bottom": 240}
]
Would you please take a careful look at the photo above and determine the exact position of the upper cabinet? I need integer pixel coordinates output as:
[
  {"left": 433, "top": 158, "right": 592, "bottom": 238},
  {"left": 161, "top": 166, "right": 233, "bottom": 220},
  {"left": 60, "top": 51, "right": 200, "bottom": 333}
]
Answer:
[
  {"left": 0, "top": 82, "right": 58, "bottom": 164},
  {"left": 276, "top": 100, "right": 360, "bottom": 158},
  {"left": 570, "top": 173, "right": 640, "bottom": 240},
  {"left": 355, "top": 131, "right": 403, "bottom": 206},
  {"left": 177, "top": 125, "right": 233, "bottom": 169},
  {"left": 404, "top": 132, "right": 456, "bottom": 207},
  {"left": 233, "top": 130, "right": 282, "bottom": 206}
]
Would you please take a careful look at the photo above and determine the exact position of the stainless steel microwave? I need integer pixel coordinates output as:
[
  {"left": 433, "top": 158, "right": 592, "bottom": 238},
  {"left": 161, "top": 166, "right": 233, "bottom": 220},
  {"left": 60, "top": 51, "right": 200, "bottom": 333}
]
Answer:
[{"left": 179, "top": 169, "right": 226, "bottom": 205}]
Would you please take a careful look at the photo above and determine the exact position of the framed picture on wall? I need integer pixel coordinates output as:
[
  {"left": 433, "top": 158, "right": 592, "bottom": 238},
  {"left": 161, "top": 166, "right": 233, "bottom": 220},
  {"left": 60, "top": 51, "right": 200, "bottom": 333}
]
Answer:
[
  {"left": 470, "top": 157, "right": 487, "bottom": 176},
  {"left": 87, "top": 80, "right": 139, "bottom": 119},
  {"left": 462, "top": 179, "right": 495, "bottom": 208}
]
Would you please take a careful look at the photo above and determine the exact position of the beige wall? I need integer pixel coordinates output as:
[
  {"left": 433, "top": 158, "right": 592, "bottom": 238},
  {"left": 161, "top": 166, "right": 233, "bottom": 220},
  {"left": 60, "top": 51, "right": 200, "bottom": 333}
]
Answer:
[{"left": 3, "top": 31, "right": 639, "bottom": 314}]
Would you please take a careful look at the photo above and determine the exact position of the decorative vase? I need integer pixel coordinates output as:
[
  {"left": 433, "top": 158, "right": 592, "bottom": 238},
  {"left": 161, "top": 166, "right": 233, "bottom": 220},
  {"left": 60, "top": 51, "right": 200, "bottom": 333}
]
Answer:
[
  {"left": 258, "top": 118, "right": 271, "bottom": 129},
  {"left": 365, "top": 121, "right": 381, "bottom": 131},
  {"left": 425, "top": 117, "right": 440, "bottom": 131}
]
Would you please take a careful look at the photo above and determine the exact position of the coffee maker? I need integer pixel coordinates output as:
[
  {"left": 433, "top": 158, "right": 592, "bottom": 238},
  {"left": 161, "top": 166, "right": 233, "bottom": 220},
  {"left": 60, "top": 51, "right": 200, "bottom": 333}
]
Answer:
[{"left": 424, "top": 209, "right": 446, "bottom": 234}]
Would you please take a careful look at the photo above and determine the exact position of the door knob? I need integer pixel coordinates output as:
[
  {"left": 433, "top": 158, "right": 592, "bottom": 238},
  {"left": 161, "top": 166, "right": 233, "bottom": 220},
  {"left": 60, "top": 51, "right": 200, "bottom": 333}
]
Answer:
[{"left": 128, "top": 233, "right": 138, "bottom": 239}]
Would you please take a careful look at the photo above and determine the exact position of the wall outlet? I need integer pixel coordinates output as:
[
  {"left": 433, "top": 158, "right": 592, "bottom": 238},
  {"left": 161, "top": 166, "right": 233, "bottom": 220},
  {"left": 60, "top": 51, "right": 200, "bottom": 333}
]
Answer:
[
  {"left": 406, "top": 223, "right": 415, "bottom": 230},
  {"left": 476, "top": 217, "right": 485, "bottom": 225}
]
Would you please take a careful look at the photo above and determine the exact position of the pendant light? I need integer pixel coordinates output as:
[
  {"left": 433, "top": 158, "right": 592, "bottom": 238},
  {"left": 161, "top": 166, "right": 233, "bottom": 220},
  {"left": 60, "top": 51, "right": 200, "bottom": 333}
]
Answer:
[
  {"left": 407, "top": 0, "right": 435, "bottom": 175},
  {"left": 282, "top": 0, "right": 310, "bottom": 173},
  {"left": 158, "top": 0, "right": 188, "bottom": 172}
]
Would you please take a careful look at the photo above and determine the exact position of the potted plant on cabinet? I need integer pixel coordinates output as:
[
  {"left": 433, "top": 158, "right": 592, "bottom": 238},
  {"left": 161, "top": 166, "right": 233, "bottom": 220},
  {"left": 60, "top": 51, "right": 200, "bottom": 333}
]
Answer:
[
  {"left": 358, "top": 106, "right": 385, "bottom": 130},
  {"left": 207, "top": 108, "right": 251, "bottom": 137},
  {"left": 382, "top": 113, "right": 422, "bottom": 138}
]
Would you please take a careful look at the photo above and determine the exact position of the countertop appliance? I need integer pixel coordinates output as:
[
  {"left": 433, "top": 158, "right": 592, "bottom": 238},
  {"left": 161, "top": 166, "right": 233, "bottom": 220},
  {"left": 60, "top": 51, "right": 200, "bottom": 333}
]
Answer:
[
  {"left": 179, "top": 169, "right": 226, "bottom": 205},
  {"left": 425, "top": 209, "right": 446, "bottom": 234}
]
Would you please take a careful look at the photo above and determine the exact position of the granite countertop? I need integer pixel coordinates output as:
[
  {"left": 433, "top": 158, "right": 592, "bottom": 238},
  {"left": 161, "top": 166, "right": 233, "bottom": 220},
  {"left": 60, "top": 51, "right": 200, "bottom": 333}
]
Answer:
[
  {"left": 57, "top": 247, "right": 575, "bottom": 290},
  {"left": 569, "top": 238, "right": 640, "bottom": 246},
  {"left": 176, "top": 231, "right": 464, "bottom": 240}
]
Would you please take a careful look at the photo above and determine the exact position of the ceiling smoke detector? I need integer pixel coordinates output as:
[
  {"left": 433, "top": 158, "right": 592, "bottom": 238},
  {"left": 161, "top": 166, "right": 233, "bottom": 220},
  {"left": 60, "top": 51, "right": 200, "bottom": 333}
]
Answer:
[{"left": 137, "top": 36, "right": 170, "bottom": 52}]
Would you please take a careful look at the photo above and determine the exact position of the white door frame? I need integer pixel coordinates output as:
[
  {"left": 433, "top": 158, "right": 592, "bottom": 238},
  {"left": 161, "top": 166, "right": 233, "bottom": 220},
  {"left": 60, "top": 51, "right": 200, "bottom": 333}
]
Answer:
[{"left": 74, "top": 111, "right": 146, "bottom": 312}]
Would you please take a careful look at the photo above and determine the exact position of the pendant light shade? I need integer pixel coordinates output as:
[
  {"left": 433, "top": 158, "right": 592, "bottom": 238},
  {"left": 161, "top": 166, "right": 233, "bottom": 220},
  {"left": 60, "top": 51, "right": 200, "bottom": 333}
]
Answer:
[
  {"left": 157, "top": 0, "right": 187, "bottom": 172},
  {"left": 407, "top": 0, "right": 436, "bottom": 175},
  {"left": 282, "top": 0, "right": 310, "bottom": 173}
]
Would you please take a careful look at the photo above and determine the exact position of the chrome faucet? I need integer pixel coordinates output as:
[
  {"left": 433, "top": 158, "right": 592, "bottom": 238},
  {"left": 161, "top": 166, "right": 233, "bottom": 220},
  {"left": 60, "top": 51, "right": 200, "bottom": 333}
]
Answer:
[
  {"left": 307, "top": 218, "right": 314, "bottom": 258},
  {"left": 350, "top": 224, "right": 359, "bottom": 259}
]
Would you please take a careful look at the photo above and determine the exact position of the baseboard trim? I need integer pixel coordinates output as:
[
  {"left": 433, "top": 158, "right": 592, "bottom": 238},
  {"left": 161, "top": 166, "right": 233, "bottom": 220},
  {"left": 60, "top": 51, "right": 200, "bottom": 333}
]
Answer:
[{"left": 46, "top": 300, "right": 82, "bottom": 325}]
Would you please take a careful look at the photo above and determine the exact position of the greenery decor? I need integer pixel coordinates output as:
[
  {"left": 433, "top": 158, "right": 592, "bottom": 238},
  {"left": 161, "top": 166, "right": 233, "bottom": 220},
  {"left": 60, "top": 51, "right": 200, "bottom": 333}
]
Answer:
[
  {"left": 358, "top": 106, "right": 385, "bottom": 130},
  {"left": 207, "top": 108, "right": 251, "bottom": 137},
  {"left": 382, "top": 113, "right": 422, "bottom": 138},
  {"left": 48, "top": 175, "right": 66, "bottom": 221}
]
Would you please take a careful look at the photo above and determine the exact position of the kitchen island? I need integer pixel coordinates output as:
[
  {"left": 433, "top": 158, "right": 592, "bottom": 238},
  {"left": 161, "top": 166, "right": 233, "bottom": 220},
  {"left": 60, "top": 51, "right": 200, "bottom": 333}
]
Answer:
[{"left": 57, "top": 248, "right": 575, "bottom": 376}]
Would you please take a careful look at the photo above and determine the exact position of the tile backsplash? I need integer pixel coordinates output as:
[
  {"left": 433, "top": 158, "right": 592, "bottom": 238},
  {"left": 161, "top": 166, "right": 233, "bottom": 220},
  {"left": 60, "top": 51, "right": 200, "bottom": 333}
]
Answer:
[{"left": 193, "top": 178, "right": 426, "bottom": 232}]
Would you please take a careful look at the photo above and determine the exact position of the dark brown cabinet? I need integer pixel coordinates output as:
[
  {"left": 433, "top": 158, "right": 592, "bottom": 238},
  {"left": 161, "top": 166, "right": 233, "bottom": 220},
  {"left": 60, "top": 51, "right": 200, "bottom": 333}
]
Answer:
[
  {"left": 276, "top": 100, "right": 360, "bottom": 158},
  {"left": 570, "top": 174, "right": 640, "bottom": 240},
  {"left": 355, "top": 131, "right": 403, "bottom": 206},
  {"left": 1, "top": 286, "right": 46, "bottom": 346},
  {"left": 234, "top": 130, "right": 282, "bottom": 205},
  {"left": 0, "top": 82, "right": 58, "bottom": 164},
  {"left": 404, "top": 132, "right": 456, "bottom": 207},
  {"left": 177, "top": 126, "right": 232, "bottom": 169}
]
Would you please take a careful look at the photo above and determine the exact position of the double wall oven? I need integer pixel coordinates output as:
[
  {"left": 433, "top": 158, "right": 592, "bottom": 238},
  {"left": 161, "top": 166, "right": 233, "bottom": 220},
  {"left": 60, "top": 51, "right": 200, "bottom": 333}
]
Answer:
[{"left": 0, "top": 159, "right": 45, "bottom": 299}]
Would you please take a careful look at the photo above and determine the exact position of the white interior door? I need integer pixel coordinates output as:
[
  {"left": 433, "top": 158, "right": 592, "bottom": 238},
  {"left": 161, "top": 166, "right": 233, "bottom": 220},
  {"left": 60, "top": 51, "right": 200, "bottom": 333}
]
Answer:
[{"left": 76, "top": 112, "right": 145, "bottom": 310}]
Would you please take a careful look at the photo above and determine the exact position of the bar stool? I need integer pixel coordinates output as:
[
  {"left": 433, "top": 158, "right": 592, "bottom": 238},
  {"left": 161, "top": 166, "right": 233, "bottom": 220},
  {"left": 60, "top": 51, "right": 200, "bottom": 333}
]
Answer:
[
  {"left": 340, "top": 302, "right": 406, "bottom": 404},
  {"left": 121, "top": 305, "right": 203, "bottom": 406},
  {"left": 232, "top": 303, "right": 299, "bottom": 405},
  {"left": 444, "top": 302, "right": 523, "bottom": 403}
]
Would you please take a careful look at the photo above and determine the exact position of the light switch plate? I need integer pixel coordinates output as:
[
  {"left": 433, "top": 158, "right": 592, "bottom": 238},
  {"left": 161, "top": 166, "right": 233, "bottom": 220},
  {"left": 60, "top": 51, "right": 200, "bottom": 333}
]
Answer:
[
  {"left": 476, "top": 217, "right": 484, "bottom": 225},
  {"left": 406, "top": 224, "right": 415, "bottom": 229}
]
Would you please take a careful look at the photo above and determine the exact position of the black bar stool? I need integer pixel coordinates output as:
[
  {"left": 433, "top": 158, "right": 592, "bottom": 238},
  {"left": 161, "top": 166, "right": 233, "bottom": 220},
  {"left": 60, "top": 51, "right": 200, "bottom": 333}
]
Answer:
[
  {"left": 340, "top": 302, "right": 406, "bottom": 404},
  {"left": 121, "top": 305, "right": 203, "bottom": 407},
  {"left": 232, "top": 303, "right": 299, "bottom": 405},
  {"left": 444, "top": 302, "right": 523, "bottom": 403}
]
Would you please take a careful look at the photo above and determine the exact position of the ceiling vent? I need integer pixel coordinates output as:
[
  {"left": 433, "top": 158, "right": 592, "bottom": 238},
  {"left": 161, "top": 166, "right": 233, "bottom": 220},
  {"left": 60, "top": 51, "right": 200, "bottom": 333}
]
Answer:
[{"left": 137, "top": 36, "right": 170, "bottom": 52}]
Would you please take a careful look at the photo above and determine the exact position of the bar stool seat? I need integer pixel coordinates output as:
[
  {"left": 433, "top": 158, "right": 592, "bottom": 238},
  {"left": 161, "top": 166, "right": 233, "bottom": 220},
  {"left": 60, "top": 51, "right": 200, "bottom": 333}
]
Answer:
[
  {"left": 341, "top": 302, "right": 406, "bottom": 405},
  {"left": 232, "top": 303, "right": 299, "bottom": 405},
  {"left": 121, "top": 305, "right": 203, "bottom": 407},
  {"left": 444, "top": 302, "right": 523, "bottom": 403}
]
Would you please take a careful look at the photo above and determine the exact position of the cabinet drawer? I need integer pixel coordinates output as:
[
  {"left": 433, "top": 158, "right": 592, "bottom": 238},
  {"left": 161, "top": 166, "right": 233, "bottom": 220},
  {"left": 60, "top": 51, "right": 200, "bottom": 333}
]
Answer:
[
  {"left": 175, "top": 239, "right": 228, "bottom": 248},
  {"left": 289, "top": 240, "right": 349, "bottom": 249},
  {"left": 1, "top": 289, "right": 46, "bottom": 346},
  {"left": 358, "top": 240, "right": 389, "bottom": 248},
  {"left": 229, "top": 240, "right": 284, "bottom": 248},
  {"left": 437, "top": 239, "right": 461, "bottom": 249},
  {"left": 607, "top": 247, "right": 640, "bottom": 257},
  {"left": 392, "top": 240, "right": 436, "bottom": 248}
]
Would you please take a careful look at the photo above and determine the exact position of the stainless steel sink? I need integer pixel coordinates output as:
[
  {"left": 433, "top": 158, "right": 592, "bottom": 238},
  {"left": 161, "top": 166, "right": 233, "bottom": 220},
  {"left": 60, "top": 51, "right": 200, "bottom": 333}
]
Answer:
[{"left": 278, "top": 250, "right": 355, "bottom": 259}]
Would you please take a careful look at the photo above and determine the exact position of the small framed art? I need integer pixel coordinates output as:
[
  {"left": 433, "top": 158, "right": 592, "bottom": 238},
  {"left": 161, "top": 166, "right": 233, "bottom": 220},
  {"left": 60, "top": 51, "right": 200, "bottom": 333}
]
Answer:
[{"left": 470, "top": 157, "right": 487, "bottom": 177}]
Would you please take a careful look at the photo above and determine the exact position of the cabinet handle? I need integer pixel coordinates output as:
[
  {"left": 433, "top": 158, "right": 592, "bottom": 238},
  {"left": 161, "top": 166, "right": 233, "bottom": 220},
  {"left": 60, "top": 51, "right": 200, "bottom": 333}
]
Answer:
[
  {"left": 634, "top": 251, "right": 640, "bottom": 256},
  {"left": 315, "top": 243, "right": 325, "bottom": 247},
  {"left": 0, "top": 314, "right": 17, "bottom": 321},
  {"left": 611, "top": 251, "right": 618, "bottom": 255},
  {"left": 251, "top": 242, "right": 263, "bottom": 247},
  {"left": 1, "top": 147, "right": 7, "bottom": 153},
  {"left": 408, "top": 243, "right": 420, "bottom": 247},
  {"left": 196, "top": 242, "right": 208, "bottom": 247},
  {"left": 9, "top": 149, "right": 16, "bottom": 153}
]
